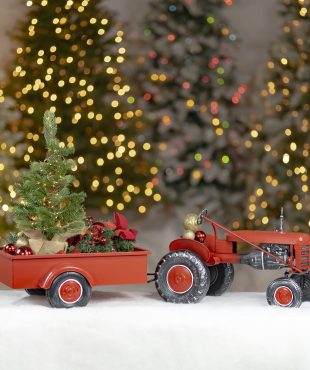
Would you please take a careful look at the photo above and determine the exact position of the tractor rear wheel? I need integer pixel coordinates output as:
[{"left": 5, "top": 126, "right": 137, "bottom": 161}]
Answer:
[
  {"left": 291, "top": 273, "right": 310, "bottom": 301},
  {"left": 155, "top": 250, "right": 210, "bottom": 303},
  {"left": 266, "top": 278, "right": 302, "bottom": 308},
  {"left": 207, "top": 263, "right": 234, "bottom": 296}
]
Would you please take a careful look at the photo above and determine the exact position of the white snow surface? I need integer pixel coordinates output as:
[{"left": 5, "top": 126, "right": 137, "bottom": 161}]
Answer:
[{"left": 0, "top": 289, "right": 309, "bottom": 370}]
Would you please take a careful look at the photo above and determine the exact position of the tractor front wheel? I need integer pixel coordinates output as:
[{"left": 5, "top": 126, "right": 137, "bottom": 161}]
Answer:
[
  {"left": 155, "top": 250, "right": 210, "bottom": 303},
  {"left": 266, "top": 278, "right": 302, "bottom": 308},
  {"left": 207, "top": 263, "right": 234, "bottom": 296}
]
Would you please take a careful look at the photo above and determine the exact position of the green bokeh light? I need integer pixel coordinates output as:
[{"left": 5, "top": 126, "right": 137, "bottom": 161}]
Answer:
[
  {"left": 195, "top": 153, "right": 202, "bottom": 161},
  {"left": 144, "top": 28, "right": 151, "bottom": 37}
]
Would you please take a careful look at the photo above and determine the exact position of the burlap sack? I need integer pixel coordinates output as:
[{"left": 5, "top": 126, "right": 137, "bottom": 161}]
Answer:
[
  {"left": 23, "top": 229, "right": 78, "bottom": 255},
  {"left": 28, "top": 239, "right": 44, "bottom": 254},
  {"left": 38, "top": 240, "right": 67, "bottom": 255}
]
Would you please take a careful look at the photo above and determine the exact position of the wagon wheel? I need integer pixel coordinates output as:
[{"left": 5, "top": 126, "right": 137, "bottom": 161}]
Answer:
[
  {"left": 47, "top": 272, "right": 92, "bottom": 308},
  {"left": 155, "top": 250, "right": 210, "bottom": 303},
  {"left": 207, "top": 263, "right": 234, "bottom": 296},
  {"left": 25, "top": 288, "right": 46, "bottom": 296},
  {"left": 266, "top": 277, "right": 302, "bottom": 308},
  {"left": 291, "top": 273, "right": 310, "bottom": 301}
]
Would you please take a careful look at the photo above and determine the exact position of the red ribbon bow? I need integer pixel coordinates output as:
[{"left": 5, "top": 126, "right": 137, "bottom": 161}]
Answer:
[{"left": 112, "top": 212, "right": 138, "bottom": 240}]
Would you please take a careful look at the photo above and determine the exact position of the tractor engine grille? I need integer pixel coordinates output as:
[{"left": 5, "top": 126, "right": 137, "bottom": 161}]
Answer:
[{"left": 297, "top": 245, "right": 310, "bottom": 269}]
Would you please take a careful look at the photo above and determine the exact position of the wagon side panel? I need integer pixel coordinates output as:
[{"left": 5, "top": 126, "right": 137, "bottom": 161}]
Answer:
[
  {"left": 87, "top": 254, "right": 149, "bottom": 286},
  {"left": 0, "top": 253, "right": 13, "bottom": 288},
  {"left": 1, "top": 249, "right": 150, "bottom": 289},
  {"left": 41, "top": 253, "right": 150, "bottom": 288},
  {"left": 12, "top": 258, "right": 58, "bottom": 289}
]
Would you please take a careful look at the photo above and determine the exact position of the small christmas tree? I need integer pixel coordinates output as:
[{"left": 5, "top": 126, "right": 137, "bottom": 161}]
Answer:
[{"left": 13, "top": 111, "right": 86, "bottom": 241}]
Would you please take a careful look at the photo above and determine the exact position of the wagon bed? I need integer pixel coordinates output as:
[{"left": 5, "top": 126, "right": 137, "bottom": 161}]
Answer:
[{"left": 0, "top": 248, "right": 151, "bottom": 290}]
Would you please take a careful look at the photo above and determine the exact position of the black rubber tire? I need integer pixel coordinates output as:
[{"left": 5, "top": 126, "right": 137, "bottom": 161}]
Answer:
[
  {"left": 266, "top": 278, "right": 302, "bottom": 308},
  {"left": 47, "top": 272, "right": 92, "bottom": 308},
  {"left": 25, "top": 288, "right": 46, "bottom": 296},
  {"left": 155, "top": 250, "right": 210, "bottom": 303},
  {"left": 291, "top": 274, "right": 310, "bottom": 301},
  {"left": 207, "top": 263, "right": 234, "bottom": 296}
]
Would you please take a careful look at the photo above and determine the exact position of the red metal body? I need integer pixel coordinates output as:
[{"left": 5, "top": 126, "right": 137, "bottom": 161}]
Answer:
[
  {"left": 0, "top": 248, "right": 151, "bottom": 290},
  {"left": 169, "top": 215, "right": 310, "bottom": 273}
]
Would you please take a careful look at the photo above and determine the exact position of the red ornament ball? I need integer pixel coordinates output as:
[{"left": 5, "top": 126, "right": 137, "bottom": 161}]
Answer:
[
  {"left": 98, "top": 237, "right": 107, "bottom": 245},
  {"left": 195, "top": 230, "right": 207, "bottom": 243},
  {"left": 4, "top": 243, "right": 17, "bottom": 255},
  {"left": 85, "top": 215, "right": 95, "bottom": 225},
  {"left": 89, "top": 224, "right": 103, "bottom": 236},
  {"left": 93, "top": 236, "right": 107, "bottom": 245},
  {"left": 15, "top": 246, "right": 33, "bottom": 256}
]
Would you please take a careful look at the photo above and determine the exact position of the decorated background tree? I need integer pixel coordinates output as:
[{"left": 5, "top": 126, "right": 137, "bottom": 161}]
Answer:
[
  {"left": 245, "top": 0, "right": 310, "bottom": 231},
  {"left": 6, "top": 0, "right": 159, "bottom": 213},
  {"left": 0, "top": 86, "right": 24, "bottom": 234},
  {"left": 13, "top": 111, "right": 86, "bottom": 242},
  {"left": 135, "top": 0, "right": 246, "bottom": 225}
]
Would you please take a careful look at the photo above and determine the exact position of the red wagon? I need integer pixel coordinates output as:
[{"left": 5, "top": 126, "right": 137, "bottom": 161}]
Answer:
[{"left": 0, "top": 247, "right": 150, "bottom": 308}]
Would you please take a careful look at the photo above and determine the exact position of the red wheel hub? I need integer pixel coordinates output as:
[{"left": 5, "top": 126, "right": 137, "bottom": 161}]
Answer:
[
  {"left": 58, "top": 279, "right": 83, "bottom": 304},
  {"left": 274, "top": 286, "right": 293, "bottom": 306},
  {"left": 167, "top": 265, "right": 193, "bottom": 294}
]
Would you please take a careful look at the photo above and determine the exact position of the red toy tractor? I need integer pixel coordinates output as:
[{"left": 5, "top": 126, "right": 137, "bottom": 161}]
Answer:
[{"left": 155, "top": 208, "right": 310, "bottom": 308}]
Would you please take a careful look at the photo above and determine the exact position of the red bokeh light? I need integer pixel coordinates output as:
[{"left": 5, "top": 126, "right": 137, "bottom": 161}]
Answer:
[
  {"left": 148, "top": 50, "right": 157, "bottom": 59},
  {"left": 143, "top": 92, "right": 152, "bottom": 101}
]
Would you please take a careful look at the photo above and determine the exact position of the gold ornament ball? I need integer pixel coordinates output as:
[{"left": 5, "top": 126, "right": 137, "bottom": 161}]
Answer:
[
  {"left": 183, "top": 230, "right": 195, "bottom": 239},
  {"left": 183, "top": 213, "right": 199, "bottom": 232}
]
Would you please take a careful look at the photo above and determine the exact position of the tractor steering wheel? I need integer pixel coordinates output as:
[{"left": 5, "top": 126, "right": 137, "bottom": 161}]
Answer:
[{"left": 197, "top": 208, "right": 208, "bottom": 225}]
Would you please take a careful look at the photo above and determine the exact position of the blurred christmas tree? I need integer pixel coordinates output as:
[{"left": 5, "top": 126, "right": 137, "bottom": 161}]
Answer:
[
  {"left": 246, "top": 0, "right": 310, "bottom": 231},
  {"left": 134, "top": 0, "right": 247, "bottom": 225},
  {"left": 0, "top": 82, "right": 24, "bottom": 234},
  {"left": 5, "top": 0, "right": 159, "bottom": 214}
]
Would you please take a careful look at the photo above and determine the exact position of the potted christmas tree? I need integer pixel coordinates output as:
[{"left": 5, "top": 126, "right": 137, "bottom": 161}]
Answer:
[{"left": 13, "top": 110, "right": 86, "bottom": 254}]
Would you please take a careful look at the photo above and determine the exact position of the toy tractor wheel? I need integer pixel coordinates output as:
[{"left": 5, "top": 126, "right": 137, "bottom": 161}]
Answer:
[
  {"left": 266, "top": 278, "right": 302, "bottom": 308},
  {"left": 291, "top": 273, "right": 310, "bottom": 301},
  {"left": 25, "top": 288, "right": 46, "bottom": 296},
  {"left": 207, "top": 263, "right": 234, "bottom": 296},
  {"left": 155, "top": 250, "right": 210, "bottom": 303},
  {"left": 47, "top": 272, "right": 92, "bottom": 308}
]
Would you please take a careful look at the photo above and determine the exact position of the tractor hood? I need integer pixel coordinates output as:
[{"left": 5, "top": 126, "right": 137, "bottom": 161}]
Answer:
[{"left": 226, "top": 230, "right": 310, "bottom": 245}]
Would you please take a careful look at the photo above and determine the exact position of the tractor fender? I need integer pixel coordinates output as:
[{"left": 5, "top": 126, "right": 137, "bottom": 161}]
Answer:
[
  {"left": 39, "top": 263, "right": 95, "bottom": 289},
  {"left": 169, "top": 238, "right": 211, "bottom": 264}
]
